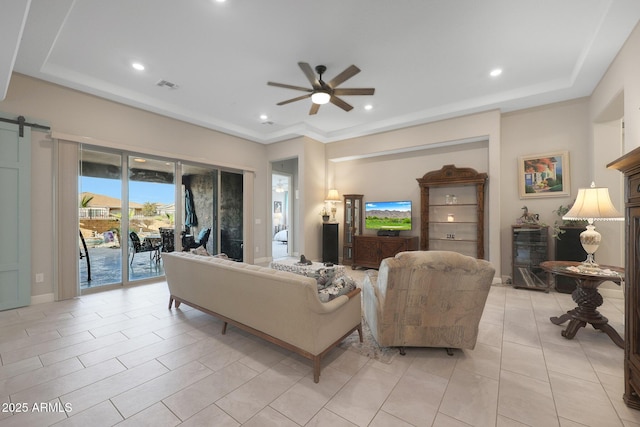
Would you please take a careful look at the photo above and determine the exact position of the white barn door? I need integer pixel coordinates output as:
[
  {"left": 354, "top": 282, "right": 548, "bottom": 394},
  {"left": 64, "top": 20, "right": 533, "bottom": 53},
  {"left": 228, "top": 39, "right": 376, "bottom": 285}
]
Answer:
[{"left": 0, "top": 121, "right": 31, "bottom": 310}]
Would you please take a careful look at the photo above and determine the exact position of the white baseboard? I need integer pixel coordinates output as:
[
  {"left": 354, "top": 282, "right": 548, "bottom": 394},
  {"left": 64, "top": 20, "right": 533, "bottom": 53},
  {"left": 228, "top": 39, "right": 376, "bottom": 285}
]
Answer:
[
  {"left": 254, "top": 256, "right": 270, "bottom": 265},
  {"left": 31, "top": 293, "right": 55, "bottom": 305}
]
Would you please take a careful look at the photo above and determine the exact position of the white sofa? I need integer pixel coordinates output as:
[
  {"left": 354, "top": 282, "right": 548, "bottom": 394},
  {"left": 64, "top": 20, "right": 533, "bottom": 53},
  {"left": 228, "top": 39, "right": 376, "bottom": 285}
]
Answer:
[{"left": 162, "top": 252, "right": 362, "bottom": 383}]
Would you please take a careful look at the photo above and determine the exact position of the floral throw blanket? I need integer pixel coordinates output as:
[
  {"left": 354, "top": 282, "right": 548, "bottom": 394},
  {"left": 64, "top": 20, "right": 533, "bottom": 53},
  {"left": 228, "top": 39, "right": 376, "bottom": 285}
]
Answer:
[{"left": 304, "top": 268, "right": 357, "bottom": 302}]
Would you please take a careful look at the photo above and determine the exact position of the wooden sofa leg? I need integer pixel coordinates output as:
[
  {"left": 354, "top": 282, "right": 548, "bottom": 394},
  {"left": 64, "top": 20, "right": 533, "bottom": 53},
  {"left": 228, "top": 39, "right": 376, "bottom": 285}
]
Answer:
[
  {"left": 313, "top": 356, "right": 321, "bottom": 383},
  {"left": 399, "top": 347, "right": 406, "bottom": 356},
  {"left": 221, "top": 322, "right": 228, "bottom": 335},
  {"left": 445, "top": 348, "right": 454, "bottom": 356},
  {"left": 168, "top": 297, "right": 181, "bottom": 309},
  {"left": 357, "top": 324, "right": 363, "bottom": 343}
]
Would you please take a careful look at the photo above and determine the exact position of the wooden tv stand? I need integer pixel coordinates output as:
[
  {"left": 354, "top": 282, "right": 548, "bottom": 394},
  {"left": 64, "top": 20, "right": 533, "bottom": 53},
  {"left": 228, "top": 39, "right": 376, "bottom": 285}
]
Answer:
[{"left": 352, "top": 235, "right": 419, "bottom": 269}]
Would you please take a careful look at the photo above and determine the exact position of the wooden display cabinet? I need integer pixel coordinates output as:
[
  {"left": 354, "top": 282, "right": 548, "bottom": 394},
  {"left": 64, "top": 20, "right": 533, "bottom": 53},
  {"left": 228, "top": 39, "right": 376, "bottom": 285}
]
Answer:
[
  {"left": 608, "top": 148, "right": 640, "bottom": 410},
  {"left": 352, "top": 235, "right": 419, "bottom": 269},
  {"left": 342, "top": 194, "right": 363, "bottom": 265},
  {"left": 417, "top": 165, "right": 487, "bottom": 258}
]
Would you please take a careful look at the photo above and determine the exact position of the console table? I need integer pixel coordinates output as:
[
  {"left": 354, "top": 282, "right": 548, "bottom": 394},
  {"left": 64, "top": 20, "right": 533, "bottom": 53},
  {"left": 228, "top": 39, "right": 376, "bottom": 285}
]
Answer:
[
  {"left": 352, "top": 235, "right": 419, "bottom": 269},
  {"left": 540, "top": 261, "right": 624, "bottom": 348}
]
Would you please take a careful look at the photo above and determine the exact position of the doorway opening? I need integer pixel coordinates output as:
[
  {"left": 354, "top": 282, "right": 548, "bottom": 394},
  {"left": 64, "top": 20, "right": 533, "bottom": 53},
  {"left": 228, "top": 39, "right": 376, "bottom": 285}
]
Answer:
[{"left": 272, "top": 173, "right": 291, "bottom": 259}]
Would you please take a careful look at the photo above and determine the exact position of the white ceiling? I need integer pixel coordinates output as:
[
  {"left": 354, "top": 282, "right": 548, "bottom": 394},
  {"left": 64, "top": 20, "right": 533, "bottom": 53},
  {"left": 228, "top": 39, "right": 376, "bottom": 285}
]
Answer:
[{"left": 3, "top": 0, "right": 640, "bottom": 144}]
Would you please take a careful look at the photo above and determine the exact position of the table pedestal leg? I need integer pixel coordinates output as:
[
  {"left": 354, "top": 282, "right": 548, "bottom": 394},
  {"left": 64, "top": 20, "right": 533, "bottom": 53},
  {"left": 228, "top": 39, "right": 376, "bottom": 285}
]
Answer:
[{"left": 549, "top": 282, "right": 624, "bottom": 348}]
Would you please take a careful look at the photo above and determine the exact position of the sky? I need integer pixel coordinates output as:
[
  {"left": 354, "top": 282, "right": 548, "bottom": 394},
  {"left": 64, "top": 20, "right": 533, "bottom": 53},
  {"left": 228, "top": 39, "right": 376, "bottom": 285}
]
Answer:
[
  {"left": 365, "top": 201, "right": 412, "bottom": 211},
  {"left": 81, "top": 177, "right": 175, "bottom": 205}
]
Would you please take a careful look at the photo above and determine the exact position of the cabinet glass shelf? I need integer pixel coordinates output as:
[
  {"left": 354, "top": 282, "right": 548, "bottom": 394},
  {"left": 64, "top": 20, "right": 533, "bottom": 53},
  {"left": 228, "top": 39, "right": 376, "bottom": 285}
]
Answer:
[{"left": 418, "top": 165, "right": 487, "bottom": 259}]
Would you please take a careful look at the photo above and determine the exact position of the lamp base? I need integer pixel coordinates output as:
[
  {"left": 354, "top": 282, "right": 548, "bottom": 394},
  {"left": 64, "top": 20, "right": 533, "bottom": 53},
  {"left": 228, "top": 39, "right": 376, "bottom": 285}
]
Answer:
[
  {"left": 580, "top": 254, "right": 600, "bottom": 271},
  {"left": 579, "top": 224, "right": 601, "bottom": 270}
]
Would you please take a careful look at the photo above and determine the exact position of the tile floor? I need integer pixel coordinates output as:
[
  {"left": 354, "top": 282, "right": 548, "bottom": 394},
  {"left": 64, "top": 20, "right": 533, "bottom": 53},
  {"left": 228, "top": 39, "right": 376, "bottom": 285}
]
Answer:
[{"left": 0, "top": 270, "right": 637, "bottom": 426}]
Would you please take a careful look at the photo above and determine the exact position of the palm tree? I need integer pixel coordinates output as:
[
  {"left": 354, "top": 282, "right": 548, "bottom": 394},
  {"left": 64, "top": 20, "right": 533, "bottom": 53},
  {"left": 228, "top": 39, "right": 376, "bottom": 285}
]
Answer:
[{"left": 80, "top": 194, "right": 94, "bottom": 218}]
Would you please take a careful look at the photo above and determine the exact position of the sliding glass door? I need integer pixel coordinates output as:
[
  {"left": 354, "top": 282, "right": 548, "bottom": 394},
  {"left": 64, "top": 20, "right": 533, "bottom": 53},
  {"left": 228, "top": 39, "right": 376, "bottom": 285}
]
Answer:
[
  {"left": 78, "top": 149, "right": 123, "bottom": 289},
  {"left": 78, "top": 146, "right": 243, "bottom": 291},
  {"left": 128, "top": 155, "right": 175, "bottom": 282}
]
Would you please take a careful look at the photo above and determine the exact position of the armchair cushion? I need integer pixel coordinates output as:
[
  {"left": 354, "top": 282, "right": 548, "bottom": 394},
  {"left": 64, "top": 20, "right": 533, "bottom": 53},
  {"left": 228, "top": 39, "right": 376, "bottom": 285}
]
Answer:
[
  {"left": 363, "top": 250, "right": 495, "bottom": 350},
  {"left": 196, "top": 227, "right": 208, "bottom": 242}
]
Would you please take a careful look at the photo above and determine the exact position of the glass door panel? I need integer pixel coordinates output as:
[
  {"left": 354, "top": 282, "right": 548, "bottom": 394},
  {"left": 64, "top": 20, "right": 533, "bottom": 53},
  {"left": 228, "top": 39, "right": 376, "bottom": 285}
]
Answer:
[
  {"left": 221, "top": 171, "right": 243, "bottom": 261},
  {"left": 128, "top": 156, "right": 175, "bottom": 282},
  {"left": 181, "top": 164, "right": 218, "bottom": 254},
  {"left": 79, "top": 148, "right": 123, "bottom": 289}
]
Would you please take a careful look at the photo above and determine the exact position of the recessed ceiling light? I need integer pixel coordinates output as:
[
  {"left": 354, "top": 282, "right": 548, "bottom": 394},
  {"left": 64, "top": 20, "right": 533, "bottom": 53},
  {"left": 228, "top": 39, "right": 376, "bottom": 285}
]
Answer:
[
  {"left": 260, "top": 114, "right": 268, "bottom": 121},
  {"left": 133, "top": 158, "right": 146, "bottom": 163},
  {"left": 490, "top": 68, "right": 502, "bottom": 77},
  {"left": 364, "top": 104, "right": 373, "bottom": 111},
  {"left": 214, "top": 0, "right": 226, "bottom": 3},
  {"left": 132, "top": 62, "right": 145, "bottom": 71}
]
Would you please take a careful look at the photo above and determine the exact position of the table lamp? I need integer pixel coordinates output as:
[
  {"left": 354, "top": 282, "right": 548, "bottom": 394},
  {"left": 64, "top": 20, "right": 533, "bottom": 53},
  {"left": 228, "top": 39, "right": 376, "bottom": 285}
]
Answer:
[
  {"left": 562, "top": 182, "right": 624, "bottom": 268},
  {"left": 325, "top": 189, "right": 341, "bottom": 222}
]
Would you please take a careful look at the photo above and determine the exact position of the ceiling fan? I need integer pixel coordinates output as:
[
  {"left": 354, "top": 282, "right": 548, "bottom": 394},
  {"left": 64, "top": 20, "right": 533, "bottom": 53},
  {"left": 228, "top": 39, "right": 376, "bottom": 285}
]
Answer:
[{"left": 267, "top": 62, "right": 375, "bottom": 115}]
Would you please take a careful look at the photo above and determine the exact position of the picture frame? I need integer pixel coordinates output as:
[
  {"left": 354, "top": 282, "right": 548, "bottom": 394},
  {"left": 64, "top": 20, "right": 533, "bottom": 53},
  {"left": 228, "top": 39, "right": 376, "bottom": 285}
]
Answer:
[
  {"left": 518, "top": 150, "right": 570, "bottom": 199},
  {"left": 273, "top": 201, "right": 282, "bottom": 213}
]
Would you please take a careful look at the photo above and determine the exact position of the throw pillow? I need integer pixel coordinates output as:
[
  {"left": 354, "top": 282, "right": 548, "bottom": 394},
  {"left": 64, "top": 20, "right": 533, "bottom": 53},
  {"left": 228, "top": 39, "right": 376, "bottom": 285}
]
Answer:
[
  {"left": 318, "top": 275, "right": 357, "bottom": 302},
  {"left": 304, "top": 268, "right": 337, "bottom": 290}
]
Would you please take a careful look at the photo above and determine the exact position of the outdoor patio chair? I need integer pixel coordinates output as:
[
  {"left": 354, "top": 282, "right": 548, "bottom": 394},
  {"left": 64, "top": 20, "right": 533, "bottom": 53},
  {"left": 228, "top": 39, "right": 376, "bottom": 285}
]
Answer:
[
  {"left": 129, "top": 231, "right": 161, "bottom": 264},
  {"left": 159, "top": 227, "right": 175, "bottom": 252},
  {"left": 185, "top": 227, "right": 211, "bottom": 251}
]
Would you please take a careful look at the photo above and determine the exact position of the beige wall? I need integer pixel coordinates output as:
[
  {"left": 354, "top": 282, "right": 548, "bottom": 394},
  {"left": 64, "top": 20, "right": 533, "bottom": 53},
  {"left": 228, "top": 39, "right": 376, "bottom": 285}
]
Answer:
[
  {"left": 0, "top": 74, "right": 273, "bottom": 300},
  {"left": 5, "top": 18, "right": 640, "bottom": 301},
  {"left": 325, "top": 110, "right": 502, "bottom": 274},
  {"left": 500, "top": 98, "right": 592, "bottom": 281}
]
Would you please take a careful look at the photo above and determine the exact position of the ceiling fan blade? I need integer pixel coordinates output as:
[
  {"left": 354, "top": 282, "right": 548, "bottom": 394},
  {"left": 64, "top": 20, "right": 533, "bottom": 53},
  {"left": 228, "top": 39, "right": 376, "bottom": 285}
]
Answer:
[
  {"left": 333, "top": 88, "right": 375, "bottom": 96},
  {"left": 330, "top": 96, "right": 353, "bottom": 112},
  {"left": 277, "top": 94, "right": 312, "bottom": 106},
  {"left": 298, "top": 62, "right": 320, "bottom": 89},
  {"left": 309, "top": 103, "right": 320, "bottom": 115},
  {"left": 327, "top": 65, "right": 360, "bottom": 88},
  {"left": 267, "top": 82, "right": 312, "bottom": 92}
]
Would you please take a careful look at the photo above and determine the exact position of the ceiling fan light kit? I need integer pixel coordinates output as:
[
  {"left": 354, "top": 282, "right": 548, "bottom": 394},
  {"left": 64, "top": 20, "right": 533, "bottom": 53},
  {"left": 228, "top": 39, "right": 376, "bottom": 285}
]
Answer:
[
  {"left": 267, "top": 62, "right": 375, "bottom": 115},
  {"left": 311, "top": 91, "right": 331, "bottom": 105}
]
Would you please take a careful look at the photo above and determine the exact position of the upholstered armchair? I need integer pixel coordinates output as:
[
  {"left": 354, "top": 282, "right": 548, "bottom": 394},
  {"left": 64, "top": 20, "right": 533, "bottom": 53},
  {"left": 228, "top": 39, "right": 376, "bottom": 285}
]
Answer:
[{"left": 363, "top": 250, "right": 495, "bottom": 354}]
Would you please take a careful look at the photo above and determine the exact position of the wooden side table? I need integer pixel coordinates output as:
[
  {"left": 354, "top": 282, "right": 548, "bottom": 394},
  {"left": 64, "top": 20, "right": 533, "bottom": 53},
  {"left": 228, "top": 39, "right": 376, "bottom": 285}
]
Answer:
[{"left": 540, "top": 261, "right": 624, "bottom": 348}]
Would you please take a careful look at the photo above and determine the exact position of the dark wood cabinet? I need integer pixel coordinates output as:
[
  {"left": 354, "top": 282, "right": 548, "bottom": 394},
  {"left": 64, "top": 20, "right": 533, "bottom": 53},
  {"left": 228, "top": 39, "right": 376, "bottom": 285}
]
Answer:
[
  {"left": 322, "top": 223, "right": 339, "bottom": 264},
  {"left": 342, "top": 194, "right": 363, "bottom": 265},
  {"left": 512, "top": 225, "right": 550, "bottom": 291},
  {"left": 554, "top": 226, "right": 587, "bottom": 293},
  {"left": 352, "top": 235, "right": 419, "bottom": 269},
  {"left": 609, "top": 149, "right": 640, "bottom": 410},
  {"left": 417, "top": 165, "right": 487, "bottom": 259}
]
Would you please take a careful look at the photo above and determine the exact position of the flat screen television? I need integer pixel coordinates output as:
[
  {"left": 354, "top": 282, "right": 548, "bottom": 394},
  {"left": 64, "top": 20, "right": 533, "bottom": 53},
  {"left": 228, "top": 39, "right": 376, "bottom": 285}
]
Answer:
[{"left": 365, "top": 200, "right": 412, "bottom": 230}]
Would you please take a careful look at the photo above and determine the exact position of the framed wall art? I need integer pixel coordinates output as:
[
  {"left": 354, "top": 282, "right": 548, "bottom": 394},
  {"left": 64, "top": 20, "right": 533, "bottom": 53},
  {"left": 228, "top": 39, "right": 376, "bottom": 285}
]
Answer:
[{"left": 518, "top": 150, "right": 570, "bottom": 199}]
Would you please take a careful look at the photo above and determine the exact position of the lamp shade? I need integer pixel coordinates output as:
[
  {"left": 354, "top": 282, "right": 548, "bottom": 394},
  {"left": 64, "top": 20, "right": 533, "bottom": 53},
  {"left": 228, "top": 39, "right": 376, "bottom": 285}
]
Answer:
[
  {"left": 325, "top": 189, "right": 341, "bottom": 202},
  {"left": 562, "top": 182, "right": 623, "bottom": 222},
  {"left": 311, "top": 91, "right": 331, "bottom": 105}
]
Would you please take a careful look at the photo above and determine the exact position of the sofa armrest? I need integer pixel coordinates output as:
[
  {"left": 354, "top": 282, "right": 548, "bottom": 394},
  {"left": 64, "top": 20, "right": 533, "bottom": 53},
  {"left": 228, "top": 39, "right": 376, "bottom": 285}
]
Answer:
[{"left": 308, "top": 288, "right": 361, "bottom": 314}]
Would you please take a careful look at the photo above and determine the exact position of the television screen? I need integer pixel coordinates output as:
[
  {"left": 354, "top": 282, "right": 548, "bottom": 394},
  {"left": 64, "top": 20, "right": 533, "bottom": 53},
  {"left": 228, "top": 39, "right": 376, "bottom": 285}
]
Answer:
[{"left": 365, "top": 201, "right": 412, "bottom": 230}]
